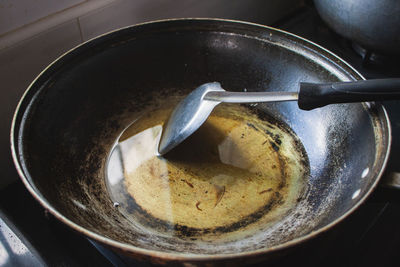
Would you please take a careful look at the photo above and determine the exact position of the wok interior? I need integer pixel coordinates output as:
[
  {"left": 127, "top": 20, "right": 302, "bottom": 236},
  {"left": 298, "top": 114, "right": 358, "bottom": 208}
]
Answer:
[{"left": 15, "top": 20, "right": 388, "bottom": 255}]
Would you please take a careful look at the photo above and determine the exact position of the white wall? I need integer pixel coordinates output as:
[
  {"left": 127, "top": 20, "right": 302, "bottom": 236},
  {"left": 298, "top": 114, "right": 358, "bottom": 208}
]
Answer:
[{"left": 0, "top": 0, "right": 302, "bottom": 188}]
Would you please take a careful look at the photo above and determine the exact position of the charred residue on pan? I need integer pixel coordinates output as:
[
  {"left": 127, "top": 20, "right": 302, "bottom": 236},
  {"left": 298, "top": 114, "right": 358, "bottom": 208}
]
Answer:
[
  {"left": 105, "top": 180, "right": 285, "bottom": 238},
  {"left": 104, "top": 91, "right": 310, "bottom": 242}
]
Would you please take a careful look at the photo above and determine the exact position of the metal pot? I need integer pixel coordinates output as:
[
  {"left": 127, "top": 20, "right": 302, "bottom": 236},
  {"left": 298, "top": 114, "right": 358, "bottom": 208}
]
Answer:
[
  {"left": 10, "top": 19, "right": 391, "bottom": 265},
  {"left": 313, "top": 0, "right": 400, "bottom": 55}
]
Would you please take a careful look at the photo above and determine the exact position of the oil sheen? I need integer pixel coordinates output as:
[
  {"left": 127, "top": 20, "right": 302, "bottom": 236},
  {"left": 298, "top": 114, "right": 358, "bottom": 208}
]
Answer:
[{"left": 106, "top": 101, "right": 309, "bottom": 242}]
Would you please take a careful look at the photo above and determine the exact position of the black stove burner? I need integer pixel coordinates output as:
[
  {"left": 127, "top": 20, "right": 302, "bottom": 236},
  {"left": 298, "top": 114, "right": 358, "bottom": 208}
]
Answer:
[{"left": 351, "top": 42, "right": 400, "bottom": 68}]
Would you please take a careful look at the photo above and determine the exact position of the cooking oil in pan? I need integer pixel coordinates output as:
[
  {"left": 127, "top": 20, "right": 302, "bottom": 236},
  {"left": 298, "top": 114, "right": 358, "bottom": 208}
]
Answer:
[{"left": 105, "top": 102, "right": 309, "bottom": 242}]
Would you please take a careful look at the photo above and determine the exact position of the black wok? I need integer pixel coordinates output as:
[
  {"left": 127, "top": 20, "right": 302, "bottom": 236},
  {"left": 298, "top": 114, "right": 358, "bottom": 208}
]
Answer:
[{"left": 11, "top": 19, "right": 390, "bottom": 265}]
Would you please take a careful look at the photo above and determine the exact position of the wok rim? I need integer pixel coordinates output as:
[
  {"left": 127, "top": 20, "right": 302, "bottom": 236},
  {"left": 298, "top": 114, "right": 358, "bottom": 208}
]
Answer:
[{"left": 10, "top": 18, "right": 392, "bottom": 262}]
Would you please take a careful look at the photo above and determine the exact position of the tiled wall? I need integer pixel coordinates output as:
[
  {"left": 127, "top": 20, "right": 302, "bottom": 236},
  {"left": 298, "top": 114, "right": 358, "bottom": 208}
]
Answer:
[
  {"left": 0, "top": 0, "right": 86, "bottom": 35},
  {"left": 0, "top": 0, "right": 302, "bottom": 188}
]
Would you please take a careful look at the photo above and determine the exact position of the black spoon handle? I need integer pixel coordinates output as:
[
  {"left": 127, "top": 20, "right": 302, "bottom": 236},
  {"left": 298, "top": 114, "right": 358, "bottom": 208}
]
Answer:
[{"left": 298, "top": 78, "right": 400, "bottom": 110}]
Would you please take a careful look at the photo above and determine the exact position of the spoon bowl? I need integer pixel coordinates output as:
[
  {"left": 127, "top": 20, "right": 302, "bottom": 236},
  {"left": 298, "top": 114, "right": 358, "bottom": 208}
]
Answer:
[{"left": 158, "top": 82, "right": 224, "bottom": 155}]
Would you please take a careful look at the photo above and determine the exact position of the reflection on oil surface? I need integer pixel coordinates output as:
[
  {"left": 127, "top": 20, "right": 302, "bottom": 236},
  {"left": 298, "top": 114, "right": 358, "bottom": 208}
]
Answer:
[{"left": 106, "top": 103, "right": 309, "bottom": 241}]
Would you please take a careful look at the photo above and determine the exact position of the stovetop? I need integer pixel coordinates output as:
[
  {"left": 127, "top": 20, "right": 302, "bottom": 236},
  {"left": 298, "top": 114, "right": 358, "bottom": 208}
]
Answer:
[{"left": 1, "top": 4, "right": 400, "bottom": 267}]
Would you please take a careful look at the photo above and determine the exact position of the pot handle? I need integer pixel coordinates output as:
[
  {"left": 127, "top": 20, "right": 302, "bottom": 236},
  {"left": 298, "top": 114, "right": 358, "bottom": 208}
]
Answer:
[
  {"left": 298, "top": 78, "right": 400, "bottom": 110},
  {"left": 381, "top": 172, "right": 400, "bottom": 189}
]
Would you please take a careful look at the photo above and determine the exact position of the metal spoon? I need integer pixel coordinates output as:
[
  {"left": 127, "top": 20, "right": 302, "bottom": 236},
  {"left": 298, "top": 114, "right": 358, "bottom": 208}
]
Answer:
[{"left": 158, "top": 79, "right": 400, "bottom": 155}]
